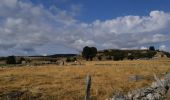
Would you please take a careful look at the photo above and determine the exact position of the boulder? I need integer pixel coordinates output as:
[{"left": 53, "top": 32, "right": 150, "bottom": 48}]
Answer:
[{"left": 128, "top": 75, "right": 144, "bottom": 82}]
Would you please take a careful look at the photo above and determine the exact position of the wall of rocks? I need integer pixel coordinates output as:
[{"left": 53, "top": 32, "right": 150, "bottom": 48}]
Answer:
[{"left": 107, "top": 73, "right": 170, "bottom": 100}]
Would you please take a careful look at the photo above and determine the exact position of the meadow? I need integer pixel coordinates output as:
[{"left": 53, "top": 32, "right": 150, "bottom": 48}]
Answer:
[{"left": 0, "top": 59, "right": 170, "bottom": 100}]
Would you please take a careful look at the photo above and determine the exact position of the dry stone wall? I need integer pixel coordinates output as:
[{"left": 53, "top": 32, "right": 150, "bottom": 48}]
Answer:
[{"left": 107, "top": 73, "right": 170, "bottom": 100}]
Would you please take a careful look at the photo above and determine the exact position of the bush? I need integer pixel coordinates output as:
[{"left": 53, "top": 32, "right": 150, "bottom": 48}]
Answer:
[
  {"left": 6, "top": 56, "right": 16, "bottom": 64},
  {"left": 106, "top": 56, "right": 112, "bottom": 60},
  {"left": 73, "top": 57, "right": 77, "bottom": 61},
  {"left": 97, "top": 56, "right": 102, "bottom": 61},
  {"left": 112, "top": 50, "right": 125, "bottom": 61},
  {"left": 18, "top": 57, "right": 26, "bottom": 64},
  {"left": 128, "top": 55, "right": 134, "bottom": 60},
  {"left": 66, "top": 57, "right": 72, "bottom": 62},
  {"left": 146, "top": 51, "right": 157, "bottom": 58},
  {"left": 66, "top": 57, "right": 77, "bottom": 62},
  {"left": 0, "top": 57, "right": 6, "bottom": 61},
  {"left": 164, "top": 51, "right": 170, "bottom": 58}
]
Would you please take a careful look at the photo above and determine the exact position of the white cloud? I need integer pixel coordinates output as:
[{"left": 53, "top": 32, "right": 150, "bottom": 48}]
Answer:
[
  {"left": 140, "top": 46, "right": 148, "bottom": 50},
  {"left": 87, "top": 11, "right": 170, "bottom": 49},
  {"left": 90, "top": 11, "right": 170, "bottom": 35},
  {"left": 159, "top": 45, "right": 167, "bottom": 51},
  {"left": 71, "top": 39, "right": 95, "bottom": 50},
  {"left": 0, "top": 0, "right": 17, "bottom": 8},
  {"left": 0, "top": 0, "right": 170, "bottom": 56}
]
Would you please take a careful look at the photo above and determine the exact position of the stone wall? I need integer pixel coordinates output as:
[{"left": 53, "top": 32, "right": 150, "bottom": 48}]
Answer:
[{"left": 107, "top": 73, "right": 170, "bottom": 100}]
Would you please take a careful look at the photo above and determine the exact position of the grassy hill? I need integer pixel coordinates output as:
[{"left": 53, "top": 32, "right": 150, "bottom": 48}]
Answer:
[{"left": 96, "top": 49, "right": 169, "bottom": 61}]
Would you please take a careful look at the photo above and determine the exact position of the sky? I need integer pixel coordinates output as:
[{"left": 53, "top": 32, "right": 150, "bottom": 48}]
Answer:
[{"left": 0, "top": 0, "right": 170, "bottom": 56}]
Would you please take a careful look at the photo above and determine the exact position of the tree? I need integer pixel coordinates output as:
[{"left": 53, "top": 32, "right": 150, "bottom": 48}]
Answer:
[
  {"left": 112, "top": 50, "right": 125, "bottom": 61},
  {"left": 82, "top": 46, "right": 97, "bottom": 61},
  {"left": 6, "top": 56, "right": 16, "bottom": 64},
  {"left": 82, "top": 46, "right": 91, "bottom": 61},
  {"left": 89, "top": 47, "right": 97, "bottom": 61},
  {"left": 149, "top": 46, "right": 155, "bottom": 51},
  {"left": 146, "top": 51, "right": 157, "bottom": 58}
]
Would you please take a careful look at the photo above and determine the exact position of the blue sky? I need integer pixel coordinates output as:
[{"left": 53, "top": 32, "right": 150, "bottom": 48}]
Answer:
[
  {"left": 76, "top": 0, "right": 170, "bottom": 22},
  {"left": 0, "top": 0, "right": 170, "bottom": 56},
  {"left": 31, "top": 0, "right": 170, "bottom": 22}
]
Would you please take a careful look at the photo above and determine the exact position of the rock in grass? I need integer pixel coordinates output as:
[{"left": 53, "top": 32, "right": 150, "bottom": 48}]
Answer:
[{"left": 128, "top": 75, "right": 144, "bottom": 82}]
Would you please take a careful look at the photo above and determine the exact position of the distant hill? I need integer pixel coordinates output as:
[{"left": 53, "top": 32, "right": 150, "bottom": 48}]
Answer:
[
  {"left": 0, "top": 54, "right": 78, "bottom": 64},
  {"left": 27, "top": 54, "right": 77, "bottom": 58},
  {"left": 96, "top": 49, "right": 170, "bottom": 61},
  {"left": 162, "top": 51, "right": 170, "bottom": 58},
  {"left": 48, "top": 54, "right": 77, "bottom": 58},
  {"left": 1, "top": 49, "right": 170, "bottom": 64}
]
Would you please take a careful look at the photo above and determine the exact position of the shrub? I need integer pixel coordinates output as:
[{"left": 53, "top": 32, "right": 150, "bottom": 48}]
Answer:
[
  {"left": 146, "top": 51, "right": 157, "bottom": 58},
  {"left": 164, "top": 51, "right": 170, "bottom": 58},
  {"left": 66, "top": 57, "right": 77, "bottom": 62},
  {"left": 97, "top": 56, "right": 102, "bottom": 61},
  {"left": 6, "top": 56, "right": 16, "bottom": 64},
  {"left": 106, "top": 56, "right": 112, "bottom": 60},
  {"left": 18, "top": 57, "right": 26, "bottom": 64},
  {"left": 66, "top": 57, "right": 72, "bottom": 62},
  {"left": 128, "top": 55, "right": 134, "bottom": 60},
  {"left": 112, "top": 50, "right": 125, "bottom": 61}
]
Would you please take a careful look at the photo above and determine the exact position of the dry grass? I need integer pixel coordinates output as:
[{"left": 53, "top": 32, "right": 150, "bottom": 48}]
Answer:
[{"left": 0, "top": 59, "right": 170, "bottom": 100}]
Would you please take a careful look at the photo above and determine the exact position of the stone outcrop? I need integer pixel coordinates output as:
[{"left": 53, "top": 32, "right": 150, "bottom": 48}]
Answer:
[{"left": 107, "top": 73, "right": 170, "bottom": 100}]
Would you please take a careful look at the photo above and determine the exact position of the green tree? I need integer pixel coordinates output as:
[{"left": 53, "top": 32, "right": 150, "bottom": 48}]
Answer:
[
  {"left": 149, "top": 46, "right": 155, "bottom": 51},
  {"left": 82, "top": 46, "right": 91, "bottom": 61},
  {"left": 82, "top": 46, "right": 97, "bottom": 61},
  {"left": 89, "top": 47, "right": 97, "bottom": 61},
  {"left": 146, "top": 51, "right": 157, "bottom": 58},
  {"left": 112, "top": 50, "right": 125, "bottom": 61},
  {"left": 6, "top": 56, "right": 16, "bottom": 64}
]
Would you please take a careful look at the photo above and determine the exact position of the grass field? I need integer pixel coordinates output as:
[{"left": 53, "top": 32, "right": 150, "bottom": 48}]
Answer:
[{"left": 0, "top": 59, "right": 170, "bottom": 100}]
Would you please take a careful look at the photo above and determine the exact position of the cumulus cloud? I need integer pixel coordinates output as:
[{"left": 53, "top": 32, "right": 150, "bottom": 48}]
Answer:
[
  {"left": 0, "top": 0, "right": 170, "bottom": 56},
  {"left": 140, "top": 46, "right": 148, "bottom": 50},
  {"left": 86, "top": 11, "right": 170, "bottom": 49},
  {"left": 159, "top": 45, "right": 167, "bottom": 51}
]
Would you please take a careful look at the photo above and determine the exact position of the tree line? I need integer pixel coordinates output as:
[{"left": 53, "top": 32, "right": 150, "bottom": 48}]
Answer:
[{"left": 82, "top": 46, "right": 159, "bottom": 61}]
